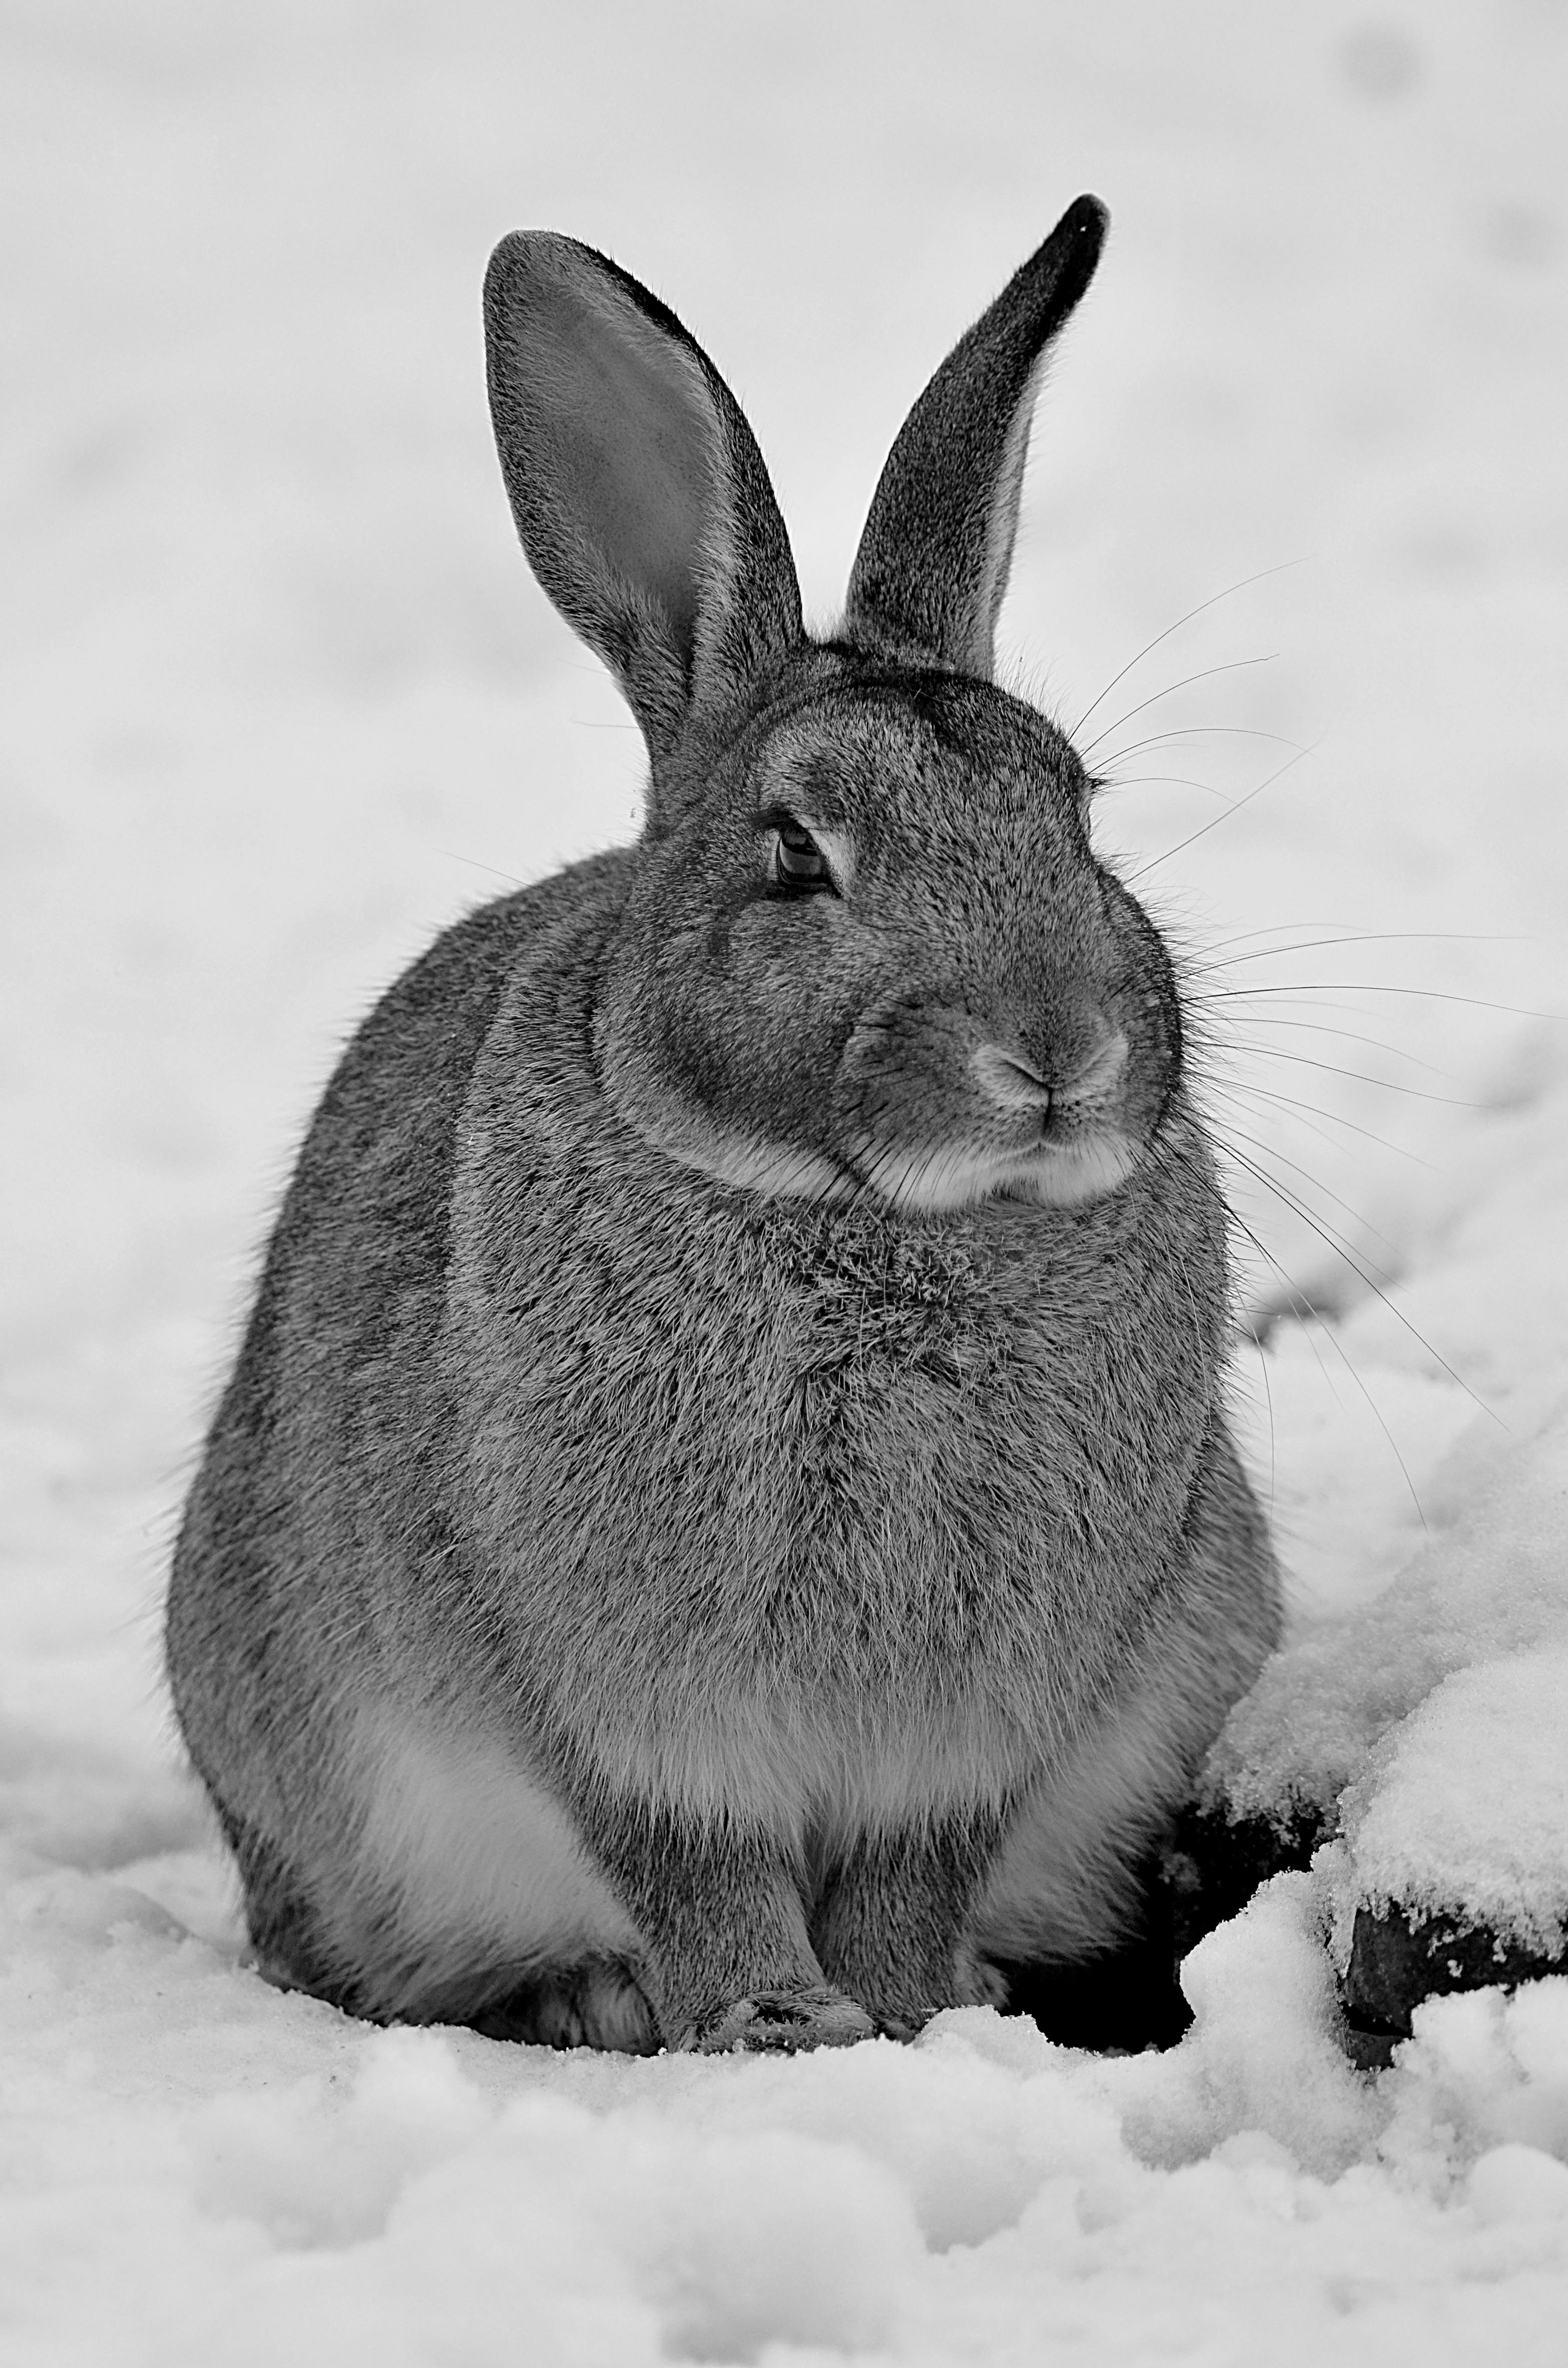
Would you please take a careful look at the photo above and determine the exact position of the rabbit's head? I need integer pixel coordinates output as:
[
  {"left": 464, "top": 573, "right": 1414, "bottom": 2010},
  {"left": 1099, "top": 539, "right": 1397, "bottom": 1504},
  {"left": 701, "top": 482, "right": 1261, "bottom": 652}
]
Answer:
[{"left": 485, "top": 200, "right": 1181, "bottom": 1215}]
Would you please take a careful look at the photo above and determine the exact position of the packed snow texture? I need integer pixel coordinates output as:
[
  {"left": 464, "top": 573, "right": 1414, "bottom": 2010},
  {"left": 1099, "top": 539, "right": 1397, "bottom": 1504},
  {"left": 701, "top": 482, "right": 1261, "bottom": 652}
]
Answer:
[
  {"left": 5, "top": 1, "right": 1568, "bottom": 2361},
  {"left": 1206, "top": 1365, "right": 1568, "bottom": 1946},
  {"left": 1329, "top": 1644, "right": 1568, "bottom": 1959}
]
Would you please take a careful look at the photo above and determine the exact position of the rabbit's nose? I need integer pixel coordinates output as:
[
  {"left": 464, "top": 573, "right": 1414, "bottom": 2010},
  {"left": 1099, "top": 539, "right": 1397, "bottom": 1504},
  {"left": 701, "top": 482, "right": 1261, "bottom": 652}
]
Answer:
[{"left": 970, "top": 1029, "right": 1128, "bottom": 1115}]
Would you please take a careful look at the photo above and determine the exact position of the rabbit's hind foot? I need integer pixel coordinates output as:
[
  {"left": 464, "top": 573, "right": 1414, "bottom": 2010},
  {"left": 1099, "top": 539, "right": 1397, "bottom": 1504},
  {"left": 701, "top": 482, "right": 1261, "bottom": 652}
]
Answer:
[
  {"left": 681, "top": 1984, "right": 876, "bottom": 2055},
  {"left": 467, "top": 1956, "right": 659, "bottom": 2053}
]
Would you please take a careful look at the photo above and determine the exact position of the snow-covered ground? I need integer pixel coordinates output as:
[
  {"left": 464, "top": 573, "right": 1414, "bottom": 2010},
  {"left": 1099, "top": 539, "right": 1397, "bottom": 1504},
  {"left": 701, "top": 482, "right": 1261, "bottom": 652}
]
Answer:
[{"left": 5, "top": 2, "right": 1568, "bottom": 2359}]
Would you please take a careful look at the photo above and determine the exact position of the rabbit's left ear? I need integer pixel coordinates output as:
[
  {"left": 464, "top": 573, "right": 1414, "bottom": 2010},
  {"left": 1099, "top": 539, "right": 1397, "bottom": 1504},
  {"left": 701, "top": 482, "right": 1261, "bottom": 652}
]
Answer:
[
  {"left": 843, "top": 196, "right": 1108, "bottom": 680},
  {"left": 484, "top": 234, "right": 803, "bottom": 781}
]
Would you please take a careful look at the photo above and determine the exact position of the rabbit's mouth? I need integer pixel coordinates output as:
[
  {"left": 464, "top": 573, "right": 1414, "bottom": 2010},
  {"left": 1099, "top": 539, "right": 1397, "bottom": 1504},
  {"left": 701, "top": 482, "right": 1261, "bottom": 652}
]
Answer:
[
  {"left": 984, "top": 1029, "right": 1146, "bottom": 1206},
  {"left": 843, "top": 1126, "right": 1144, "bottom": 1215},
  {"left": 830, "top": 1022, "right": 1151, "bottom": 1214}
]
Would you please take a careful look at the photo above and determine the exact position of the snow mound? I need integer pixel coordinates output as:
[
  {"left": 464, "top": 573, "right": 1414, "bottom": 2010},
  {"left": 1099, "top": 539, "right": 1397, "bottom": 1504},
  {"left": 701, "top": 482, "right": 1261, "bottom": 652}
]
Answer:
[
  {"left": 1338, "top": 1650, "right": 1568, "bottom": 1958},
  {"left": 10, "top": 1871, "right": 1568, "bottom": 2365},
  {"left": 1204, "top": 1167, "right": 1568, "bottom": 1958},
  {"left": 1207, "top": 1392, "right": 1568, "bottom": 1851}
]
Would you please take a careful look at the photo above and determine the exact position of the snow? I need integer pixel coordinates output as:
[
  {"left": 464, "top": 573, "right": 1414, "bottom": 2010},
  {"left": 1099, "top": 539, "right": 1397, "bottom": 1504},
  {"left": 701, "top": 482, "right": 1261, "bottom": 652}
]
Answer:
[
  {"left": 7, "top": 1866, "right": 1568, "bottom": 2364},
  {"left": 5, "top": 0, "right": 1568, "bottom": 2360},
  {"left": 1333, "top": 1649, "right": 1568, "bottom": 1957},
  {"left": 1206, "top": 1386, "right": 1568, "bottom": 1844}
]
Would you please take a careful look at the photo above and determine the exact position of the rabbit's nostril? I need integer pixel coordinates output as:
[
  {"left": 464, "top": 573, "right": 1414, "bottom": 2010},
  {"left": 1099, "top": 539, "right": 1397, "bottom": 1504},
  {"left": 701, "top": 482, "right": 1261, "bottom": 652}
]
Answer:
[
  {"left": 1053, "top": 1030, "right": 1128, "bottom": 1109},
  {"left": 971, "top": 1043, "right": 1054, "bottom": 1111}
]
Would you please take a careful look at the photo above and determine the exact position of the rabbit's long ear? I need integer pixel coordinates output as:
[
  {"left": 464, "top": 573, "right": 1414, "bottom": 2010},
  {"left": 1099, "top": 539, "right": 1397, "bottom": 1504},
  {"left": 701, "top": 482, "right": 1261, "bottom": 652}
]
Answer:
[
  {"left": 484, "top": 234, "right": 803, "bottom": 768},
  {"left": 843, "top": 196, "right": 1108, "bottom": 680}
]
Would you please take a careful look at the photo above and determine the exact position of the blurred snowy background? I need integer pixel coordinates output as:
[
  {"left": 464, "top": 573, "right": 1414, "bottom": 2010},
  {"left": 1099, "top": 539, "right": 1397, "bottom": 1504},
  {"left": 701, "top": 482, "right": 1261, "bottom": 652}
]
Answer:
[{"left": 4, "top": 2, "right": 1568, "bottom": 2360}]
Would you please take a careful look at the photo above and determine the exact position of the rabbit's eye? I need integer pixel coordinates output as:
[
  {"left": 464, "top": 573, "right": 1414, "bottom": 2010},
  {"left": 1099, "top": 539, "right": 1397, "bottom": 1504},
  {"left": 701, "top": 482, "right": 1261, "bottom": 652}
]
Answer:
[{"left": 771, "top": 818, "right": 831, "bottom": 894}]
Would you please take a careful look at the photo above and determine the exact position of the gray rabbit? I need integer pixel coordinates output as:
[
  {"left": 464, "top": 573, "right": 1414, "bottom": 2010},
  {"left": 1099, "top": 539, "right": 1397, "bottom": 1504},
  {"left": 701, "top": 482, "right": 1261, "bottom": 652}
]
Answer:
[{"left": 167, "top": 196, "right": 1281, "bottom": 2055}]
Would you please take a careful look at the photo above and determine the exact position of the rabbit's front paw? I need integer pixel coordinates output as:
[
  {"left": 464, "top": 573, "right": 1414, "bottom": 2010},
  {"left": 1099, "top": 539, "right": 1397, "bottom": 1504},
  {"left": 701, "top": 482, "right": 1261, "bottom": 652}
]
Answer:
[{"left": 683, "top": 1985, "right": 876, "bottom": 2054}]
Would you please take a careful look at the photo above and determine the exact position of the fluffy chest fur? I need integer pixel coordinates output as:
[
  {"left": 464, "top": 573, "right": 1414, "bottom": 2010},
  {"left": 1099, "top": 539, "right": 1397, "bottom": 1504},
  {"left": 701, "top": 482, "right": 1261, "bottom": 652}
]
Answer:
[{"left": 437, "top": 896, "right": 1228, "bottom": 1827}]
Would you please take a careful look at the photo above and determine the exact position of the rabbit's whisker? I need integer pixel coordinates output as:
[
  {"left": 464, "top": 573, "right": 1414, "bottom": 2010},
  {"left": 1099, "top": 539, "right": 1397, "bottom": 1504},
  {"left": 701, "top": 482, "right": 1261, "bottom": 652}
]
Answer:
[
  {"left": 1230, "top": 1210, "right": 1348, "bottom": 1416},
  {"left": 1223, "top": 1184, "right": 1427, "bottom": 1529},
  {"left": 1079, "top": 654, "right": 1279, "bottom": 760},
  {"left": 1199, "top": 992, "right": 1448, "bottom": 1029},
  {"left": 438, "top": 850, "right": 528, "bottom": 888},
  {"left": 1205, "top": 928, "right": 1535, "bottom": 965},
  {"left": 1127, "top": 744, "right": 1316, "bottom": 883},
  {"left": 1098, "top": 773, "right": 1239, "bottom": 804},
  {"left": 1201, "top": 1118, "right": 1406, "bottom": 1267},
  {"left": 1190, "top": 918, "right": 1373, "bottom": 953},
  {"left": 1195, "top": 1074, "right": 1356, "bottom": 1166},
  {"left": 1199, "top": 1072, "right": 1434, "bottom": 1166},
  {"left": 1164, "top": 1130, "right": 1347, "bottom": 1505},
  {"left": 1095, "top": 725, "right": 1308, "bottom": 769},
  {"left": 1201, "top": 981, "right": 1566, "bottom": 1026},
  {"left": 1217, "top": 1136, "right": 1496, "bottom": 1427},
  {"left": 1186, "top": 1010, "right": 1455, "bottom": 1079},
  {"left": 1067, "top": 557, "right": 1307, "bottom": 737},
  {"left": 1202, "top": 1043, "right": 1479, "bottom": 1109},
  {"left": 1245, "top": 1314, "right": 1279, "bottom": 1511}
]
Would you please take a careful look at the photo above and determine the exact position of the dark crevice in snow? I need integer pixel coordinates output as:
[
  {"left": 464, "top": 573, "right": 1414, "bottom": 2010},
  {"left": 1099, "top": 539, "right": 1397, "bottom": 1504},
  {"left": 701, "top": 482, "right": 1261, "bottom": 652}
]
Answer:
[{"left": 1342, "top": 1903, "right": 1568, "bottom": 2070}]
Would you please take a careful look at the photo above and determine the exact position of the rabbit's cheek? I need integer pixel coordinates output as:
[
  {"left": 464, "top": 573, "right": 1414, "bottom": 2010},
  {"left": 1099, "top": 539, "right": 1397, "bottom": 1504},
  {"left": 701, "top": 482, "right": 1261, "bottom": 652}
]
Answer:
[
  {"left": 596, "top": 984, "right": 858, "bottom": 1202},
  {"left": 602, "top": 1064, "right": 854, "bottom": 1203},
  {"left": 827, "top": 1018, "right": 1002, "bottom": 1213}
]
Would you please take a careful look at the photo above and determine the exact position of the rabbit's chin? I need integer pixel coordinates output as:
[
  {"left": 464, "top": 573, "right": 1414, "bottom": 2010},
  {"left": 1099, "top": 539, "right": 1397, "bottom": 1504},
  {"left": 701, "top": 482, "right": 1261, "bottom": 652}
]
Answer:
[
  {"left": 851, "top": 1129, "right": 1143, "bottom": 1216},
  {"left": 629, "top": 1103, "right": 1142, "bottom": 1217},
  {"left": 662, "top": 1124, "right": 1143, "bottom": 1216},
  {"left": 996, "top": 1132, "right": 1144, "bottom": 1209}
]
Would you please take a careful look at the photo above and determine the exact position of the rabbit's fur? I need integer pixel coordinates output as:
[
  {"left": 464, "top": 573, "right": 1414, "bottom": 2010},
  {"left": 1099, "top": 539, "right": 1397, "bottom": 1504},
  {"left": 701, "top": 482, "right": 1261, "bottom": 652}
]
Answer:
[{"left": 167, "top": 197, "right": 1281, "bottom": 2054}]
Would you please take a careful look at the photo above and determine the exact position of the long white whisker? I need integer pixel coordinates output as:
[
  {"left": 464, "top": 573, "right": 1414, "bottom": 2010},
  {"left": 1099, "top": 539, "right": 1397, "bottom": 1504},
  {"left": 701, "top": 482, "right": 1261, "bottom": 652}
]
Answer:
[
  {"left": 1210, "top": 929, "right": 1536, "bottom": 967},
  {"left": 1098, "top": 772, "right": 1239, "bottom": 804},
  {"left": 1127, "top": 744, "right": 1316, "bottom": 883},
  {"left": 1207, "top": 1120, "right": 1406, "bottom": 1264},
  {"left": 1095, "top": 724, "right": 1308, "bottom": 769},
  {"left": 1200, "top": 982, "right": 1565, "bottom": 1028},
  {"left": 1206, "top": 1078, "right": 1436, "bottom": 1165},
  {"left": 1228, "top": 1189, "right": 1426, "bottom": 1528},
  {"left": 1080, "top": 655, "right": 1279, "bottom": 759},
  {"left": 1223, "top": 1143, "right": 1402, "bottom": 1289},
  {"left": 1205, "top": 1043, "right": 1479, "bottom": 1108},
  {"left": 1067, "top": 558, "right": 1308, "bottom": 737},
  {"left": 1186, "top": 1009, "right": 1456, "bottom": 1080},
  {"left": 1222, "top": 1142, "right": 1497, "bottom": 1428},
  {"left": 1198, "top": 1077, "right": 1358, "bottom": 1168}
]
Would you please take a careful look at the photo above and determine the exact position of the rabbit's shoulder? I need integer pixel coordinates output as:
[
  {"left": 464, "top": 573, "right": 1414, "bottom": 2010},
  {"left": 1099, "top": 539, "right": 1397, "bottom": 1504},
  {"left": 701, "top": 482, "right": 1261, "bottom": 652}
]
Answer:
[
  {"left": 270, "top": 847, "right": 633, "bottom": 1273},
  {"left": 204, "top": 846, "right": 636, "bottom": 1451},
  {"left": 300, "top": 850, "right": 631, "bottom": 1175}
]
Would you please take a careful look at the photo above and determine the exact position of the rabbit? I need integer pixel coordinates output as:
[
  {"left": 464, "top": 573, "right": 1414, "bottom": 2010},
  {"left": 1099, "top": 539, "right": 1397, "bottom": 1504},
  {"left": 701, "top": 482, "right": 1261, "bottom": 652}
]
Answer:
[{"left": 166, "top": 194, "right": 1282, "bottom": 2056}]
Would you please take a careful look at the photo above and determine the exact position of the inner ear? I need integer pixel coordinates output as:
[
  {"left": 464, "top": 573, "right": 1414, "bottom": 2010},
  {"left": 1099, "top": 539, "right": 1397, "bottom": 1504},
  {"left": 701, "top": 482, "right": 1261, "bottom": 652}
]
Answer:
[{"left": 519, "top": 273, "right": 719, "bottom": 656}]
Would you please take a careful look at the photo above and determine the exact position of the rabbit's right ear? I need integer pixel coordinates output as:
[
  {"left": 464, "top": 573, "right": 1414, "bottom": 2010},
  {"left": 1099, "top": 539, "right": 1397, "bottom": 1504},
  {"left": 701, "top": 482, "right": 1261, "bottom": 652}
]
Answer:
[
  {"left": 843, "top": 197, "right": 1108, "bottom": 681},
  {"left": 484, "top": 235, "right": 804, "bottom": 780}
]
